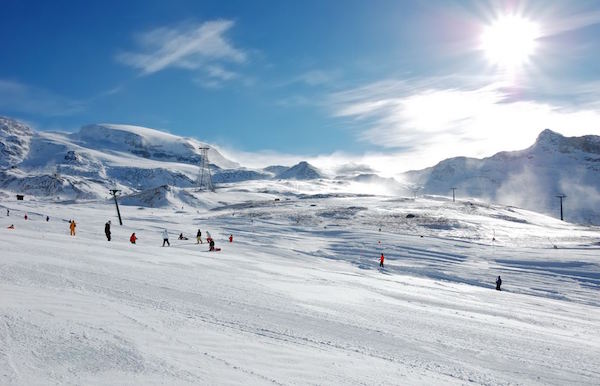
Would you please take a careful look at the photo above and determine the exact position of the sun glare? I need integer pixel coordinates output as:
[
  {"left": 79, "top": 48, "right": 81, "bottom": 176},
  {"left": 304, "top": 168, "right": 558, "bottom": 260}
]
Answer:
[{"left": 481, "top": 15, "right": 540, "bottom": 68}]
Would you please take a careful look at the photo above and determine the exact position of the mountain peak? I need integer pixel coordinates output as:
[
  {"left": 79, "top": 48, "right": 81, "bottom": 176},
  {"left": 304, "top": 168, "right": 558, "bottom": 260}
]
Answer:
[
  {"left": 0, "top": 116, "right": 34, "bottom": 136},
  {"left": 276, "top": 161, "right": 323, "bottom": 180},
  {"left": 535, "top": 129, "right": 563, "bottom": 144},
  {"left": 533, "top": 129, "right": 600, "bottom": 154},
  {"left": 0, "top": 116, "right": 34, "bottom": 168}
]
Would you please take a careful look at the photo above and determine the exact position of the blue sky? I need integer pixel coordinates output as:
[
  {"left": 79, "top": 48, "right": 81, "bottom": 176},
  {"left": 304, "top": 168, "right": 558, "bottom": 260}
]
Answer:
[{"left": 1, "top": 0, "right": 600, "bottom": 172}]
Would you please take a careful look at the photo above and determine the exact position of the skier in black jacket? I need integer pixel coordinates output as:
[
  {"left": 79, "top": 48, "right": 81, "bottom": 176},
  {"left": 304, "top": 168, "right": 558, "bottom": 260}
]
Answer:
[
  {"left": 105, "top": 221, "right": 111, "bottom": 241},
  {"left": 496, "top": 275, "right": 502, "bottom": 291}
]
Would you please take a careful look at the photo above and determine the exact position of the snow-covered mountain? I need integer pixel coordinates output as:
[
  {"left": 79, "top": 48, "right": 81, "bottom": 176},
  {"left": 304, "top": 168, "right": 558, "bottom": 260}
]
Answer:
[
  {"left": 0, "top": 118, "right": 335, "bottom": 201},
  {"left": 0, "top": 118, "right": 241, "bottom": 199},
  {"left": 0, "top": 117, "right": 33, "bottom": 168},
  {"left": 262, "top": 165, "right": 288, "bottom": 175},
  {"left": 404, "top": 129, "right": 600, "bottom": 224},
  {"left": 275, "top": 161, "right": 324, "bottom": 180},
  {"left": 74, "top": 123, "right": 238, "bottom": 168},
  {"left": 2, "top": 116, "right": 599, "bottom": 224}
]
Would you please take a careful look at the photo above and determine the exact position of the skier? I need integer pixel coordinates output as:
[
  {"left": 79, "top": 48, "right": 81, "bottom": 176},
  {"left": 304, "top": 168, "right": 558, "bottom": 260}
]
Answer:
[
  {"left": 24, "top": 213, "right": 28, "bottom": 220},
  {"left": 178, "top": 233, "right": 188, "bottom": 240},
  {"left": 196, "top": 229, "right": 202, "bottom": 244},
  {"left": 7, "top": 224, "right": 14, "bottom": 229},
  {"left": 69, "top": 220, "right": 76, "bottom": 236},
  {"left": 162, "top": 229, "right": 170, "bottom": 247},
  {"left": 229, "top": 234, "right": 233, "bottom": 243},
  {"left": 496, "top": 276, "right": 502, "bottom": 291},
  {"left": 104, "top": 221, "right": 111, "bottom": 241},
  {"left": 46, "top": 215, "right": 49, "bottom": 222},
  {"left": 209, "top": 238, "right": 215, "bottom": 251},
  {"left": 380, "top": 253, "right": 385, "bottom": 268},
  {"left": 6, "top": 209, "right": 9, "bottom": 216},
  {"left": 130, "top": 233, "right": 137, "bottom": 244}
]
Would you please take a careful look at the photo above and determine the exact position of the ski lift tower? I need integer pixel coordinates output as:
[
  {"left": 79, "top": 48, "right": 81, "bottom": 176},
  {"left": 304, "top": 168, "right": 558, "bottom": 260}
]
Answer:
[
  {"left": 109, "top": 189, "right": 123, "bottom": 225},
  {"left": 556, "top": 194, "right": 567, "bottom": 221},
  {"left": 196, "top": 147, "right": 215, "bottom": 192}
]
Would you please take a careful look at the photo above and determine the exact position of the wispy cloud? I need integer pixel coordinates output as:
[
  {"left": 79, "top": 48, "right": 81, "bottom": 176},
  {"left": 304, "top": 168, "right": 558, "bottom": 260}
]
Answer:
[
  {"left": 117, "top": 20, "right": 246, "bottom": 83},
  {"left": 329, "top": 77, "right": 600, "bottom": 169},
  {"left": 0, "top": 79, "right": 85, "bottom": 116},
  {"left": 216, "top": 144, "right": 415, "bottom": 179},
  {"left": 206, "top": 64, "right": 238, "bottom": 81},
  {"left": 276, "top": 69, "right": 342, "bottom": 89},
  {"left": 542, "top": 10, "right": 600, "bottom": 37},
  {"left": 193, "top": 64, "right": 241, "bottom": 89},
  {"left": 292, "top": 70, "right": 341, "bottom": 86}
]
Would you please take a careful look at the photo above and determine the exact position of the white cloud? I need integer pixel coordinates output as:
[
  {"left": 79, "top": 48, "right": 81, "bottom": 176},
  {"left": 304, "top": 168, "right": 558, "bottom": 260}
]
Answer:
[
  {"left": 0, "top": 79, "right": 84, "bottom": 116},
  {"left": 216, "top": 144, "right": 418, "bottom": 180},
  {"left": 330, "top": 79, "right": 600, "bottom": 171},
  {"left": 117, "top": 20, "right": 246, "bottom": 78},
  {"left": 215, "top": 147, "right": 304, "bottom": 170}
]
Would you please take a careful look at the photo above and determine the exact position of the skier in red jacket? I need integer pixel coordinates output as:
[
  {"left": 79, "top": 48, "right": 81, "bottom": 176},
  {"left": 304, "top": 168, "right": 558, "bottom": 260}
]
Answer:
[
  {"left": 130, "top": 233, "right": 137, "bottom": 244},
  {"left": 379, "top": 253, "right": 385, "bottom": 268}
]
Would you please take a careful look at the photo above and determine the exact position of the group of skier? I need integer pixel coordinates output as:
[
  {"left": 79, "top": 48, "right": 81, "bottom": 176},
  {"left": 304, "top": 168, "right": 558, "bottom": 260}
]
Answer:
[
  {"left": 161, "top": 228, "right": 227, "bottom": 251},
  {"left": 7, "top": 208, "right": 51, "bottom": 223},
  {"left": 97, "top": 221, "right": 230, "bottom": 252},
  {"left": 6, "top": 206, "right": 505, "bottom": 290},
  {"left": 5, "top": 209, "right": 49, "bottom": 229},
  {"left": 62, "top": 219, "right": 228, "bottom": 251}
]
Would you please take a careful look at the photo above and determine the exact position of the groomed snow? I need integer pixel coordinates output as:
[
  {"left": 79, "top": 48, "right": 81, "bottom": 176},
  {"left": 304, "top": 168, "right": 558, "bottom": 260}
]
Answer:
[{"left": 1, "top": 188, "right": 599, "bottom": 385}]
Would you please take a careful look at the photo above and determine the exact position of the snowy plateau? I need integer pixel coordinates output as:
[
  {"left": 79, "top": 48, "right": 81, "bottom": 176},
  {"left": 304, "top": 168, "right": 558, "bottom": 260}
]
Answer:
[{"left": 1, "top": 116, "right": 599, "bottom": 385}]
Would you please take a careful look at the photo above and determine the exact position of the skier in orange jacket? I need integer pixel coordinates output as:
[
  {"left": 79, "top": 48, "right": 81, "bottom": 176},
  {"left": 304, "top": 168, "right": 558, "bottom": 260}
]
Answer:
[{"left": 69, "top": 220, "right": 76, "bottom": 236}]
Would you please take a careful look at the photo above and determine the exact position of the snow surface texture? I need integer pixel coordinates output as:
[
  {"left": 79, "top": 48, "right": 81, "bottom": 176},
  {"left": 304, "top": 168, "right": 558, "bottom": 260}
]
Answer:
[{"left": 1, "top": 185, "right": 599, "bottom": 385}]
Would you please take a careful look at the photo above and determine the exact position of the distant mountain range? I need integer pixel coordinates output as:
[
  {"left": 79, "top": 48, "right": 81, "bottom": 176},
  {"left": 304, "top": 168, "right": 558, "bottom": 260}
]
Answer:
[
  {"left": 1, "top": 116, "right": 599, "bottom": 224},
  {"left": 0, "top": 117, "right": 327, "bottom": 199}
]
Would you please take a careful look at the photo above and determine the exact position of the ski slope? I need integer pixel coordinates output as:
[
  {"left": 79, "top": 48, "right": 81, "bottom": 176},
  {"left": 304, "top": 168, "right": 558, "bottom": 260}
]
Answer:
[{"left": 1, "top": 189, "right": 599, "bottom": 385}]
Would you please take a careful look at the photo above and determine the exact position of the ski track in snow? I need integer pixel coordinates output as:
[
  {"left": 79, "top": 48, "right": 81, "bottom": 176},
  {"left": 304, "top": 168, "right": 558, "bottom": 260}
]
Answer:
[{"left": 0, "top": 194, "right": 599, "bottom": 385}]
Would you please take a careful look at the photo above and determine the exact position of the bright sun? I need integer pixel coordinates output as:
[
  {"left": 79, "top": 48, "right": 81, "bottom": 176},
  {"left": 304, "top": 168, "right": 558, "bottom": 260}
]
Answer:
[{"left": 481, "top": 15, "right": 541, "bottom": 68}]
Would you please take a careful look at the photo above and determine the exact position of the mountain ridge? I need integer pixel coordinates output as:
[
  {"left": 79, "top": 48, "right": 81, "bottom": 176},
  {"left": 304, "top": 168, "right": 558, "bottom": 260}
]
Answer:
[
  {"left": 403, "top": 129, "right": 600, "bottom": 223},
  {"left": 1, "top": 117, "right": 599, "bottom": 223}
]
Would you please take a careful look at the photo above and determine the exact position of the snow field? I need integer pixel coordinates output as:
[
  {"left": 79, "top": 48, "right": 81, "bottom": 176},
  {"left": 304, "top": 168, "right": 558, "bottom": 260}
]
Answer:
[{"left": 0, "top": 194, "right": 599, "bottom": 385}]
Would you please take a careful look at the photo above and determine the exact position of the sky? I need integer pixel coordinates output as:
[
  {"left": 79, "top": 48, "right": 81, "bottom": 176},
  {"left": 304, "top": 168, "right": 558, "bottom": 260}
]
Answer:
[{"left": 1, "top": 0, "right": 600, "bottom": 175}]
